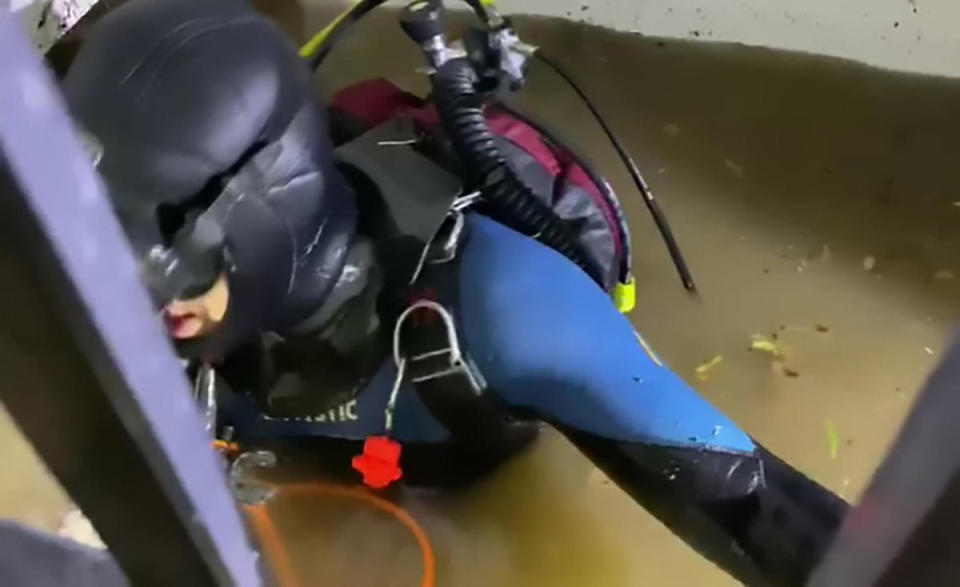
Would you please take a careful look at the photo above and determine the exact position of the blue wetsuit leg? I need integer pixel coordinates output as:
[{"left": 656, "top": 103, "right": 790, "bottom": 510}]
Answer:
[
  {"left": 457, "top": 213, "right": 752, "bottom": 454},
  {"left": 456, "top": 215, "right": 845, "bottom": 587}
]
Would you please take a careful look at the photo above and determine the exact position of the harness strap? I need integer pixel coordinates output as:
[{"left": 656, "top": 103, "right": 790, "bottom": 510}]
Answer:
[
  {"left": 394, "top": 210, "right": 537, "bottom": 454},
  {"left": 337, "top": 118, "right": 536, "bottom": 455}
]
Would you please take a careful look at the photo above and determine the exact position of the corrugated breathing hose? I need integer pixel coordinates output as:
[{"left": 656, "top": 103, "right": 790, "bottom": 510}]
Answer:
[{"left": 430, "top": 57, "right": 606, "bottom": 286}]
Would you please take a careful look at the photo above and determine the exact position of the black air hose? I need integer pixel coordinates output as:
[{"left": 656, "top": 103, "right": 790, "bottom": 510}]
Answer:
[{"left": 430, "top": 58, "right": 605, "bottom": 286}]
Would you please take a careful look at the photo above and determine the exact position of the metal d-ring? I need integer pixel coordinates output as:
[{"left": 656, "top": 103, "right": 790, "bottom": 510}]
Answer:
[
  {"left": 385, "top": 301, "right": 461, "bottom": 434},
  {"left": 408, "top": 191, "right": 480, "bottom": 285},
  {"left": 451, "top": 190, "right": 481, "bottom": 211},
  {"left": 392, "top": 300, "right": 464, "bottom": 373},
  {"left": 392, "top": 300, "right": 485, "bottom": 392},
  {"left": 427, "top": 208, "right": 465, "bottom": 266}
]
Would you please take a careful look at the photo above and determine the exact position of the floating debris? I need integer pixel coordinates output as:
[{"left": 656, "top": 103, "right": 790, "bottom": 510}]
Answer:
[
  {"left": 59, "top": 509, "right": 104, "bottom": 549},
  {"left": 806, "top": 243, "right": 832, "bottom": 263},
  {"left": 749, "top": 335, "right": 782, "bottom": 357},
  {"left": 712, "top": 425, "right": 723, "bottom": 437},
  {"left": 814, "top": 324, "right": 830, "bottom": 333},
  {"left": 826, "top": 420, "right": 839, "bottom": 460},
  {"left": 933, "top": 269, "right": 955, "bottom": 282},
  {"left": 840, "top": 476, "right": 851, "bottom": 499},
  {"left": 663, "top": 123, "right": 681, "bottom": 137},
  {"left": 924, "top": 346, "right": 934, "bottom": 355},
  {"left": 863, "top": 256, "right": 876, "bottom": 271},
  {"left": 782, "top": 366, "right": 800, "bottom": 378},
  {"left": 723, "top": 158, "right": 744, "bottom": 177},
  {"left": 588, "top": 467, "right": 613, "bottom": 488},
  {"left": 695, "top": 355, "right": 723, "bottom": 381}
]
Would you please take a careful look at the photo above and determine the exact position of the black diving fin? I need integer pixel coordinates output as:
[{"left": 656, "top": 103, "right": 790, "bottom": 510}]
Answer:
[{"left": 563, "top": 428, "right": 847, "bottom": 586}]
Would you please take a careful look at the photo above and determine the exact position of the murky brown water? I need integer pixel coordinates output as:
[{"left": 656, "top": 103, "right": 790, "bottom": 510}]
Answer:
[{"left": 5, "top": 4, "right": 960, "bottom": 585}]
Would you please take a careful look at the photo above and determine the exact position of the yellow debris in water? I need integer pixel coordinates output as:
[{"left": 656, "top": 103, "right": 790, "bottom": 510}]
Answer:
[
  {"left": 749, "top": 335, "right": 782, "bottom": 357},
  {"left": 59, "top": 509, "right": 104, "bottom": 549},
  {"left": 826, "top": 420, "right": 839, "bottom": 460},
  {"left": 588, "top": 467, "right": 613, "bottom": 488},
  {"left": 663, "top": 122, "right": 681, "bottom": 137},
  {"left": 723, "top": 158, "right": 744, "bottom": 177},
  {"left": 695, "top": 355, "right": 723, "bottom": 381},
  {"left": 933, "top": 269, "right": 955, "bottom": 282}
]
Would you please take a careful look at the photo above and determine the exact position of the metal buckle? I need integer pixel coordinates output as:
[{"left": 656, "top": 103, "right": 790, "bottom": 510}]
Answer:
[
  {"left": 409, "top": 191, "right": 480, "bottom": 284},
  {"left": 392, "top": 300, "right": 486, "bottom": 391},
  {"left": 427, "top": 208, "right": 466, "bottom": 266},
  {"left": 384, "top": 358, "right": 407, "bottom": 434},
  {"left": 385, "top": 293, "right": 486, "bottom": 434},
  {"left": 451, "top": 190, "right": 482, "bottom": 211}
]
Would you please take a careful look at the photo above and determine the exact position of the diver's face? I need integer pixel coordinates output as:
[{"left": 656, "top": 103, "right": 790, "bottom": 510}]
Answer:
[{"left": 162, "top": 273, "right": 230, "bottom": 339}]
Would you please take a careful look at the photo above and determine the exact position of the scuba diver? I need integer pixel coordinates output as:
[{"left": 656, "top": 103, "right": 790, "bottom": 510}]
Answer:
[{"left": 62, "top": 0, "right": 847, "bottom": 584}]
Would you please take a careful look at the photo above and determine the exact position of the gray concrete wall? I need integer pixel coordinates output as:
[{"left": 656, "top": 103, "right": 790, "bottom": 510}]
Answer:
[
  {"left": 489, "top": 0, "right": 959, "bottom": 77},
  {"left": 12, "top": 0, "right": 960, "bottom": 76}
]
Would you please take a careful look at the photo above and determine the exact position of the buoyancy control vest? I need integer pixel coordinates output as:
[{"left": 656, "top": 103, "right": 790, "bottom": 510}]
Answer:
[{"left": 213, "top": 79, "right": 632, "bottom": 460}]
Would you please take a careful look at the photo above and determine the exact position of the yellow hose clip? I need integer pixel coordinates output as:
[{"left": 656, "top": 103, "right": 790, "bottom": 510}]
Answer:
[{"left": 613, "top": 277, "right": 636, "bottom": 314}]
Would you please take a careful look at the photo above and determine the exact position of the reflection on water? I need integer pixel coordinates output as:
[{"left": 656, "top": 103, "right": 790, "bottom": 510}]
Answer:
[
  {"left": 0, "top": 409, "right": 72, "bottom": 533},
  {"left": 5, "top": 3, "right": 960, "bottom": 585}
]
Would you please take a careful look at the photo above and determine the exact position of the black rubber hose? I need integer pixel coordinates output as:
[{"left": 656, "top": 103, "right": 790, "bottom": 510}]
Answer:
[
  {"left": 430, "top": 58, "right": 605, "bottom": 285},
  {"left": 536, "top": 51, "right": 697, "bottom": 294}
]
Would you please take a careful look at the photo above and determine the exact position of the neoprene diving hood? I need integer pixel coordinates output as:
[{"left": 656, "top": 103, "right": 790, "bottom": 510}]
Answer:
[{"left": 62, "top": 0, "right": 357, "bottom": 357}]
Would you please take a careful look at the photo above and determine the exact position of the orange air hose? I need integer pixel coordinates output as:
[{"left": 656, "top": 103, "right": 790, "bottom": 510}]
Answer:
[
  {"left": 243, "top": 481, "right": 435, "bottom": 587},
  {"left": 245, "top": 502, "right": 302, "bottom": 587}
]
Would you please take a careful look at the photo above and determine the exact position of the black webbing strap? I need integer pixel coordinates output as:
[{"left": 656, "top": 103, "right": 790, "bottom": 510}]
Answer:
[{"left": 394, "top": 215, "right": 536, "bottom": 455}]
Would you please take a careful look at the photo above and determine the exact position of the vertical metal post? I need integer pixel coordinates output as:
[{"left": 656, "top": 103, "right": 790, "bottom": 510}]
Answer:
[
  {"left": 0, "top": 12, "right": 261, "bottom": 587},
  {"left": 810, "top": 335, "right": 960, "bottom": 586}
]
